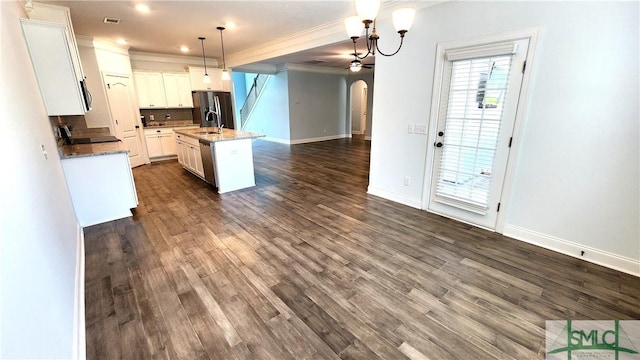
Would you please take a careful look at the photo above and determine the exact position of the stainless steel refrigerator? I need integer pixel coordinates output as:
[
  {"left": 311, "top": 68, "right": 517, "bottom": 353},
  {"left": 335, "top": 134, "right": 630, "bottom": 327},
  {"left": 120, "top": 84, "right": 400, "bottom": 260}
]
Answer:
[{"left": 192, "top": 91, "right": 235, "bottom": 129}]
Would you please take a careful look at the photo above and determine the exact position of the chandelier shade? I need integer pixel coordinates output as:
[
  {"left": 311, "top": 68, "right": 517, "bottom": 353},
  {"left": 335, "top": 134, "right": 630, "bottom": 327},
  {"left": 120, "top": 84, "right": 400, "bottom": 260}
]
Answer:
[{"left": 344, "top": 0, "right": 415, "bottom": 60}]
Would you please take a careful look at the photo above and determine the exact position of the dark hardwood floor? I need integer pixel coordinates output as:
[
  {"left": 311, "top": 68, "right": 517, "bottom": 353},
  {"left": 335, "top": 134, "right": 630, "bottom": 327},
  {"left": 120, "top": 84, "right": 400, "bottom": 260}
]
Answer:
[{"left": 84, "top": 137, "right": 640, "bottom": 359}]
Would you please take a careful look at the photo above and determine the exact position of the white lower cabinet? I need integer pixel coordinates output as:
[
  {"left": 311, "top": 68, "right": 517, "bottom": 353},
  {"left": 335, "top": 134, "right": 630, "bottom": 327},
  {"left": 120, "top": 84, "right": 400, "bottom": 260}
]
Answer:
[
  {"left": 145, "top": 127, "right": 194, "bottom": 160},
  {"left": 175, "top": 133, "right": 204, "bottom": 178},
  {"left": 61, "top": 152, "right": 138, "bottom": 227}
]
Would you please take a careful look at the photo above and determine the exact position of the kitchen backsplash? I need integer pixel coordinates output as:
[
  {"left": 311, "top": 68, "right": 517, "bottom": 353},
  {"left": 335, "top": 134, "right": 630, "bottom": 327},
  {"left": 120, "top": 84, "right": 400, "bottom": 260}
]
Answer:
[{"left": 140, "top": 108, "right": 194, "bottom": 125}]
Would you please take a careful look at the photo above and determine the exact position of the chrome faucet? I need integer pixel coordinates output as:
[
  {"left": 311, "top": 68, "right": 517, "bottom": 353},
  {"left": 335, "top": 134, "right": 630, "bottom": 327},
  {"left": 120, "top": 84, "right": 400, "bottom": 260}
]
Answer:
[{"left": 205, "top": 109, "right": 216, "bottom": 127}]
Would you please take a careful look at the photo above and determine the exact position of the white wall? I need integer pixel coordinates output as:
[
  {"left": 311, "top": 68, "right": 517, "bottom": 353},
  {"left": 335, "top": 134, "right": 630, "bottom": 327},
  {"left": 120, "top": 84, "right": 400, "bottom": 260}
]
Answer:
[
  {"left": 243, "top": 70, "right": 291, "bottom": 141},
  {"left": 287, "top": 69, "right": 348, "bottom": 142},
  {"left": 1, "top": 1, "right": 81, "bottom": 358},
  {"left": 369, "top": 1, "right": 639, "bottom": 271}
]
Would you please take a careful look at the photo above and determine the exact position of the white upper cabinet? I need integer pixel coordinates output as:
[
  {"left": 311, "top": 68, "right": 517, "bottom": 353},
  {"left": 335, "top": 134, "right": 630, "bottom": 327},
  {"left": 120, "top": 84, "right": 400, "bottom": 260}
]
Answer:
[
  {"left": 133, "top": 71, "right": 167, "bottom": 108},
  {"left": 188, "top": 66, "right": 230, "bottom": 92},
  {"left": 134, "top": 71, "right": 195, "bottom": 109},
  {"left": 163, "top": 73, "right": 193, "bottom": 108},
  {"left": 21, "top": 20, "right": 89, "bottom": 115},
  {"left": 26, "top": 2, "right": 84, "bottom": 80}
]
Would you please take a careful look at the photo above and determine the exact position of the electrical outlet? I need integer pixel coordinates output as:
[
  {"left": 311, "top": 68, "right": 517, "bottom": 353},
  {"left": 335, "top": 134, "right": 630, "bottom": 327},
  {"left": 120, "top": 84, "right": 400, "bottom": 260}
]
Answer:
[
  {"left": 414, "top": 124, "right": 427, "bottom": 134},
  {"left": 403, "top": 176, "right": 410, "bottom": 186},
  {"left": 408, "top": 124, "right": 414, "bottom": 134}
]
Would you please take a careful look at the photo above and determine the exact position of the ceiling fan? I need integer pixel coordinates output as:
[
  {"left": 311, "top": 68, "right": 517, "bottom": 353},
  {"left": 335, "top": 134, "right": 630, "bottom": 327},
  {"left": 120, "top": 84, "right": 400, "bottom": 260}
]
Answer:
[{"left": 347, "top": 53, "right": 374, "bottom": 72}]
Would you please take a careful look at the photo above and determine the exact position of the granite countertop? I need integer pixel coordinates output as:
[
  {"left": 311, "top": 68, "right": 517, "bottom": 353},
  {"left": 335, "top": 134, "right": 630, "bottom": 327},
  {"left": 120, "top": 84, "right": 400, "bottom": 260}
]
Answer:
[
  {"left": 59, "top": 127, "right": 128, "bottom": 159},
  {"left": 144, "top": 120, "right": 197, "bottom": 128},
  {"left": 59, "top": 141, "right": 128, "bottom": 159},
  {"left": 174, "top": 127, "right": 265, "bottom": 143}
]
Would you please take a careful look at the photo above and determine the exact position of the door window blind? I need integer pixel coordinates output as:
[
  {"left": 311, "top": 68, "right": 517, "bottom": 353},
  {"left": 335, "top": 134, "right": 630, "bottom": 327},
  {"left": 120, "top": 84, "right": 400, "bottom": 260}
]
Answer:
[{"left": 435, "top": 54, "right": 514, "bottom": 212}]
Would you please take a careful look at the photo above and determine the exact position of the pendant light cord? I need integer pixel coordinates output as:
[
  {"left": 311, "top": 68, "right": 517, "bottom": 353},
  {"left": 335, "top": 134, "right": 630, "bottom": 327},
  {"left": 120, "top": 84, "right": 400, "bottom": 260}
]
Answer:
[
  {"left": 217, "top": 26, "right": 226, "bottom": 70},
  {"left": 199, "top": 37, "right": 208, "bottom": 75}
]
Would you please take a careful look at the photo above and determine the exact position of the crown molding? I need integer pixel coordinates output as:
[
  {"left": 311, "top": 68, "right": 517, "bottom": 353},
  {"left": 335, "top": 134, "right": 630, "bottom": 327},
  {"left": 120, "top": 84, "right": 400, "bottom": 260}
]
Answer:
[
  {"left": 227, "top": 1, "right": 444, "bottom": 68},
  {"left": 129, "top": 51, "right": 219, "bottom": 67},
  {"left": 280, "top": 63, "right": 347, "bottom": 75},
  {"left": 76, "top": 35, "right": 130, "bottom": 55}
]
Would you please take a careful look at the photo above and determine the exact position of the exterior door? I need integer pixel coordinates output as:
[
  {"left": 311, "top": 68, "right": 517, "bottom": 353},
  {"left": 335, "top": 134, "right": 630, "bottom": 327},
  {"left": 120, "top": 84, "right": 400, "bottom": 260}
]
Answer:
[
  {"left": 428, "top": 39, "right": 529, "bottom": 229},
  {"left": 104, "top": 74, "right": 147, "bottom": 168}
]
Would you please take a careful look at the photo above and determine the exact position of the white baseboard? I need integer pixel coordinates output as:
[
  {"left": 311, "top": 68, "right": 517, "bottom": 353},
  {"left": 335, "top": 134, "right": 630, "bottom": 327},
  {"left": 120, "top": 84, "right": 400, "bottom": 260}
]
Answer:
[
  {"left": 259, "top": 134, "right": 351, "bottom": 145},
  {"left": 289, "top": 134, "right": 350, "bottom": 145},
  {"left": 351, "top": 130, "right": 363, "bottom": 135},
  {"left": 73, "top": 224, "right": 86, "bottom": 360},
  {"left": 367, "top": 186, "right": 422, "bottom": 209},
  {"left": 503, "top": 224, "right": 640, "bottom": 277},
  {"left": 260, "top": 136, "right": 292, "bottom": 145},
  {"left": 364, "top": 136, "right": 371, "bottom": 141}
]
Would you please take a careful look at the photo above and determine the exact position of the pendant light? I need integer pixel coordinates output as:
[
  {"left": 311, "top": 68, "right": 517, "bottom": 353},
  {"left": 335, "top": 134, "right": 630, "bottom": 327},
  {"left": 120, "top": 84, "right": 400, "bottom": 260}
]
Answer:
[
  {"left": 217, "top": 26, "right": 230, "bottom": 81},
  {"left": 198, "top": 37, "right": 211, "bottom": 84}
]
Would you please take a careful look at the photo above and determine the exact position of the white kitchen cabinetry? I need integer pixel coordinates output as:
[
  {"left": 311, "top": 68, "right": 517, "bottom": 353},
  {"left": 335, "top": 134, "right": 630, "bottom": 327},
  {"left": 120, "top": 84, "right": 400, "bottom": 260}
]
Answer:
[
  {"left": 133, "top": 71, "right": 167, "bottom": 108},
  {"left": 21, "top": 20, "right": 89, "bottom": 115},
  {"left": 188, "top": 66, "right": 230, "bottom": 91},
  {"left": 61, "top": 153, "right": 138, "bottom": 227},
  {"left": 145, "top": 128, "right": 178, "bottom": 160},
  {"left": 176, "top": 133, "right": 204, "bottom": 178},
  {"left": 163, "top": 73, "right": 193, "bottom": 108}
]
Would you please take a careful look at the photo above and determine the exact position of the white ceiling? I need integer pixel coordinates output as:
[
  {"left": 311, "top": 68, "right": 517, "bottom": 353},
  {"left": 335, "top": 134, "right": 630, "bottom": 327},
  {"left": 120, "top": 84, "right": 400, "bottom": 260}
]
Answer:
[{"left": 42, "top": 0, "right": 401, "bottom": 71}]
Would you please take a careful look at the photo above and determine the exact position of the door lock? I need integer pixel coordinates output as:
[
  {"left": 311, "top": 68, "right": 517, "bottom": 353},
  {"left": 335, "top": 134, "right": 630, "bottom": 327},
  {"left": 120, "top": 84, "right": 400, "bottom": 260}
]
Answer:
[
  {"left": 438, "top": 131, "right": 445, "bottom": 136},
  {"left": 435, "top": 142, "right": 443, "bottom": 148}
]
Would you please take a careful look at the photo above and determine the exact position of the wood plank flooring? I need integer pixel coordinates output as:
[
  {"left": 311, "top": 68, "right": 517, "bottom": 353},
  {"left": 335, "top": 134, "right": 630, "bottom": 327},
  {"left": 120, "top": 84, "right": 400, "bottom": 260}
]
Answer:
[{"left": 84, "top": 136, "right": 640, "bottom": 359}]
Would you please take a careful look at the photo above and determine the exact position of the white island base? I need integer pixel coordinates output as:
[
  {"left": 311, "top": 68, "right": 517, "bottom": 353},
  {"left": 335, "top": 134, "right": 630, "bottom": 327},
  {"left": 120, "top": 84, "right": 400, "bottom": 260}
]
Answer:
[
  {"left": 174, "top": 127, "right": 264, "bottom": 194},
  {"left": 213, "top": 138, "right": 255, "bottom": 193}
]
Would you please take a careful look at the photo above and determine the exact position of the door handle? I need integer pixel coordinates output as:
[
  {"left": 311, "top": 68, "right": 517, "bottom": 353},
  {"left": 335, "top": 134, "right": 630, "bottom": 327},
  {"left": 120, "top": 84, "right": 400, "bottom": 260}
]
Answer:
[
  {"left": 435, "top": 142, "right": 443, "bottom": 148},
  {"left": 135, "top": 125, "right": 140, "bottom": 129},
  {"left": 438, "top": 131, "right": 444, "bottom": 136}
]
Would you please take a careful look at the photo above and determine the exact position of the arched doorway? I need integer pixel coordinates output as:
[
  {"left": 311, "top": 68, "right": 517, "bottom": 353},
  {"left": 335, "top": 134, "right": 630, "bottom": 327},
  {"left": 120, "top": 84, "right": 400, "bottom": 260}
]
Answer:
[{"left": 349, "top": 80, "right": 368, "bottom": 136}]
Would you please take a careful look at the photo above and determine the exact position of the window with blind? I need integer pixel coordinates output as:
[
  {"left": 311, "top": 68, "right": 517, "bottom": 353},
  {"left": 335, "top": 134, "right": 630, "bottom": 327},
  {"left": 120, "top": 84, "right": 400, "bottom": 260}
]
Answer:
[{"left": 434, "top": 54, "right": 514, "bottom": 212}]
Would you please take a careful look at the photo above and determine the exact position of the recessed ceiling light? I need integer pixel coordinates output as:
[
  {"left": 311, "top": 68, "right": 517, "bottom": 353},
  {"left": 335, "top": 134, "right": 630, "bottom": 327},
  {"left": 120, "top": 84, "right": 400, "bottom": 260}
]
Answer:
[
  {"left": 180, "top": 46, "right": 189, "bottom": 53},
  {"left": 117, "top": 38, "right": 127, "bottom": 45},
  {"left": 135, "top": 3, "right": 149, "bottom": 13},
  {"left": 225, "top": 21, "right": 236, "bottom": 30}
]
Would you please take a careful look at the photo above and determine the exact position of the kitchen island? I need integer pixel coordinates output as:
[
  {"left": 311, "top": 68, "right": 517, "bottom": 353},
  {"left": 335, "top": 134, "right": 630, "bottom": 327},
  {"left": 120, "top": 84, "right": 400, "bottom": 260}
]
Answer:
[
  {"left": 59, "top": 135, "right": 138, "bottom": 227},
  {"left": 174, "top": 127, "right": 264, "bottom": 193}
]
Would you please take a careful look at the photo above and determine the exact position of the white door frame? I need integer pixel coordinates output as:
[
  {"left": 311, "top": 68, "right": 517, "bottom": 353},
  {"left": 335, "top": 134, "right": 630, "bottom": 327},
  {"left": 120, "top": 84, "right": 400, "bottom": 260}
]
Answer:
[{"left": 421, "top": 27, "right": 541, "bottom": 233}]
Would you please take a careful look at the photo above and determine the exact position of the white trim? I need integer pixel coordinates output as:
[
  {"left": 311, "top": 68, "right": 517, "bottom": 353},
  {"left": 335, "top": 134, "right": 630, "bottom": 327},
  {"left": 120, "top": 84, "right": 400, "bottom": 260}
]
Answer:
[
  {"left": 72, "top": 224, "right": 86, "bottom": 360},
  {"left": 364, "top": 135, "right": 372, "bottom": 141},
  {"left": 76, "top": 35, "right": 130, "bottom": 55},
  {"left": 421, "top": 27, "right": 543, "bottom": 235},
  {"left": 259, "top": 136, "right": 291, "bottom": 145},
  {"left": 503, "top": 224, "right": 640, "bottom": 277},
  {"left": 352, "top": 130, "right": 364, "bottom": 135},
  {"left": 367, "top": 186, "right": 422, "bottom": 209},
  {"left": 289, "top": 134, "right": 350, "bottom": 145},
  {"left": 280, "top": 63, "right": 347, "bottom": 75},
  {"left": 233, "top": 63, "right": 278, "bottom": 75},
  {"left": 258, "top": 134, "right": 351, "bottom": 145},
  {"left": 494, "top": 28, "right": 542, "bottom": 233},
  {"left": 227, "top": 1, "right": 441, "bottom": 68},
  {"left": 129, "top": 51, "right": 217, "bottom": 67}
]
